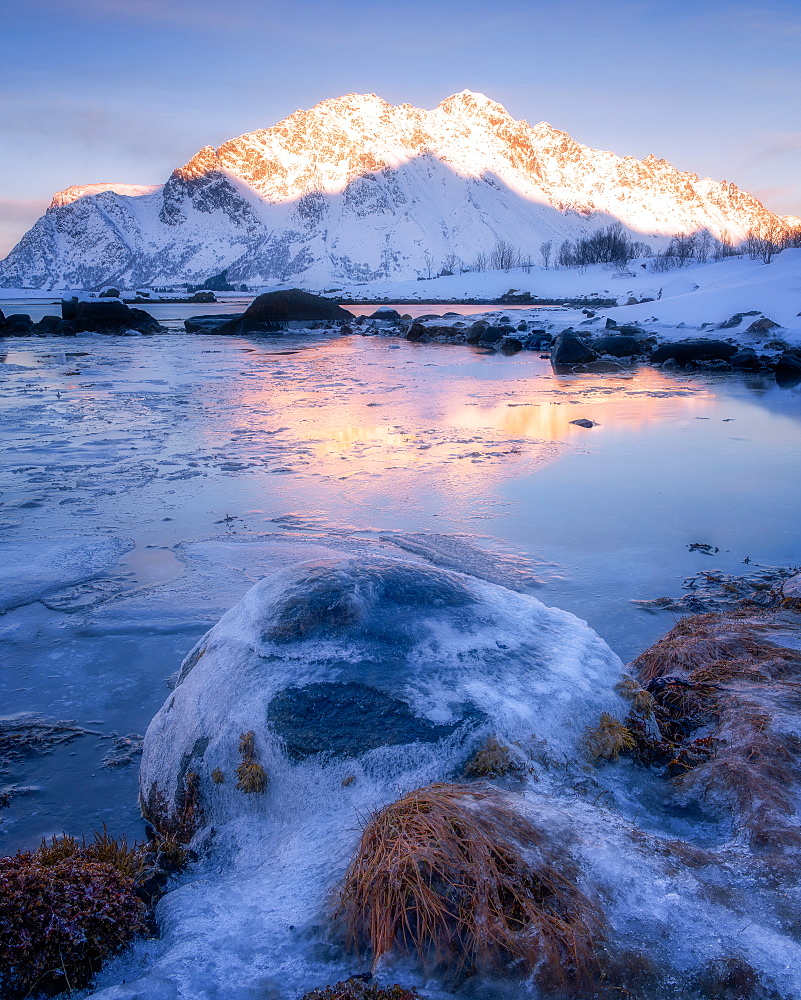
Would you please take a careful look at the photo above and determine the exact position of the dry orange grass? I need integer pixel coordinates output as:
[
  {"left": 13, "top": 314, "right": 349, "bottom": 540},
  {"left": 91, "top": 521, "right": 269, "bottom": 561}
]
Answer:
[
  {"left": 236, "top": 730, "right": 268, "bottom": 793},
  {"left": 581, "top": 713, "right": 636, "bottom": 761},
  {"left": 629, "top": 612, "right": 784, "bottom": 684},
  {"left": 629, "top": 612, "right": 801, "bottom": 849},
  {"left": 337, "top": 783, "right": 603, "bottom": 986}
]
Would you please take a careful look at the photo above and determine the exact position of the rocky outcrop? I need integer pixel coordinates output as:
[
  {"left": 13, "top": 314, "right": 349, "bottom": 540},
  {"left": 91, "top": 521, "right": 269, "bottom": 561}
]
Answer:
[
  {"left": 593, "top": 334, "right": 641, "bottom": 357},
  {"left": 59, "top": 299, "right": 166, "bottom": 334}
]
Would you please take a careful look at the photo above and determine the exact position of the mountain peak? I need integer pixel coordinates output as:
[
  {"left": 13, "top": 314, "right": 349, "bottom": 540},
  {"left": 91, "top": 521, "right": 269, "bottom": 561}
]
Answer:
[
  {"left": 437, "top": 90, "right": 511, "bottom": 117},
  {"left": 1, "top": 89, "right": 793, "bottom": 290}
]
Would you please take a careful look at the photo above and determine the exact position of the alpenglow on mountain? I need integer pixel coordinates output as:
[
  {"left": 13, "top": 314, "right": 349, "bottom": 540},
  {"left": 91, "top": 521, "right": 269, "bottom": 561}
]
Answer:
[{"left": 1, "top": 90, "right": 794, "bottom": 289}]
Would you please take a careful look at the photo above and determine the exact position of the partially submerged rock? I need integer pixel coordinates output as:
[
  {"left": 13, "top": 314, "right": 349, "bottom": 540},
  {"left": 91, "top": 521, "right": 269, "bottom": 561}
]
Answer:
[
  {"left": 593, "top": 334, "right": 640, "bottom": 357},
  {"left": 550, "top": 329, "right": 597, "bottom": 365},
  {"left": 650, "top": 340, "right": 738, "bottom": 366},
  {"left": 776, "top": 352, "right": 801, "bottom": 375},
  {"left": 59, "top": 298, "right": 166, "bottom": 334},
  {"left": 215, "top": 288, "right": 352, "bottom": 334}
]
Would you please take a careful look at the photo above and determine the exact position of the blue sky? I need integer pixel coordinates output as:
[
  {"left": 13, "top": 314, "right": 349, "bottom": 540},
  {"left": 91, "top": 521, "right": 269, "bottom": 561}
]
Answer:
[{"left": 1, "top": 0, "right": 799, "bottom": 254}]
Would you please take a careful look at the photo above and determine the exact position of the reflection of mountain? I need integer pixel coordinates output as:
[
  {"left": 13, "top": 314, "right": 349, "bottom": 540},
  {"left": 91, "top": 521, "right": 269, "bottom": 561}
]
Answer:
[{"left": 1, "top": 90, "right": 792, "bottom": 289}]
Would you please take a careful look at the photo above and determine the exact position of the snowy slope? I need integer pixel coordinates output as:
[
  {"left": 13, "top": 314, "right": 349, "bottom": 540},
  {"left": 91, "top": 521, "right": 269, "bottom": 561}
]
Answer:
[{"left": 0, "top": 90, "right": 793, "bottom": 290}]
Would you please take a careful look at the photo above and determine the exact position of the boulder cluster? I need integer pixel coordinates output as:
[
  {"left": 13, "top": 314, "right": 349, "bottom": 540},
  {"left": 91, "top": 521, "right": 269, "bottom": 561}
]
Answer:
[
  {"left": 0, "top": 299, "right": 166, "bottom": 336},
  {"left": 353, "top": 310, "right": 801, "bottom": 377}
]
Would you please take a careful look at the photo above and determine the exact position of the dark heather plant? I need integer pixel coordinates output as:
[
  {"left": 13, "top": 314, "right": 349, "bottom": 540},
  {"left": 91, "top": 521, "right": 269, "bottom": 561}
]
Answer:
[
  {"left": 0, "top": 827, "right": 190, "bottom": 997},
  {"left": 0, "top": 844, "right": 146, "bottom": 997}
]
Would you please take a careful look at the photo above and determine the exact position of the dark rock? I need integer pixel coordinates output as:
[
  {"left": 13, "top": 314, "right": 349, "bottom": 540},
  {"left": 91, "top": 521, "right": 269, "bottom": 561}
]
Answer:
[
  {"left": 570, "top": 418, "right": 598, "bottom": 428},
  {"left": 60, "top": 298, "right": 165, "bottom": 334},
  {"left": 605, "top": 318, "right": 618, "bottom": 329},
  {"left": 465, "top": 321, "right": 488, "bottom": 344},
  {"left": 416, "top": 313, "right": 442, "bottom": 321},
  {"left": 217, "top": 289, "right": 352, "bottom": 334},
  {"left": 0, "top": 308, "right": 5, "bottom": 324},
  {"left": 650, "top": 340, "right": 738, "bottom": 366},
  {"left": 3, "top": 314, "right": 34, "bottom": 335},
  {"left": 184, "top": 314, "right": 233, "bottom": 334},
  {"left": 5, "top": 313, "right": 33, "bottom": 328},
  {"left": 729, "top": 348, "right": 760, "bottom": 369},
  {"left": 718, "top": 310, "right": 760, "bottom": 330},
  {"left": 594, "top": 335, "right": 640, "bottom": 357},
  {"left": 268, "top": 681, "right": 483, "bottom": 760},
  {"left": 551, "top": 329, "right": 597, "bottom": 365},
  {"left": 775, "top": 352, "right": 801, "bottom": 374},
  {"left": 99, "top": 287, "right": 121, "bottom": 298},
  {"left": 501, "top": 338, "right": 523, "bottom": 354},
  {"left": 745, "top": 317, "right": 780, "bottom": 335},
  {"left": 192, "top": 290, "right": 216, "bottom": 303},
  {"left": 369, "top": 307, "right": 401, "bottom": 322},
  {"left": 617, "top": 325, "right": 645, "bottom": 338},
  {"left": 478, "top": 325, "right": 506, "bottom": 345},
  {"left": 406, "top": 323, "right": 426, "bottom": 342},
  {"left": 36, "top": 315, "right": 66, "bottom": 334},
  {"left": 340, "top": 325, "right": 353, "bottom": 336},
  {"left": 517, "top": 321, "right": 527, "bottom": 331}
]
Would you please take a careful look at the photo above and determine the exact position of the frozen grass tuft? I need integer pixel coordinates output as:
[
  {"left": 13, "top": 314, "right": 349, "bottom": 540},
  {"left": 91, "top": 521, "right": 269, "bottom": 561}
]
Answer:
[
  {"left": 581, "top": 713, "right": 636, "bottom": 761},
  {"left": 337, "top": 782, "right": 604, "bottom": 987}
]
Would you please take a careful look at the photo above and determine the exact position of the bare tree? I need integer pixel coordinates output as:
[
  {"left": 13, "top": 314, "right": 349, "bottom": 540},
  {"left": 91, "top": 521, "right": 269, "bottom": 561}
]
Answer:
[
  {"left": 473, "top": 250, "right": 489, "bottom": 272},
  {"left": 423, "top": 251, "right": 435, "bottom": 279},
  {"left": 757, "top": 221, "right": 783, "bottom": 264},
  {"left": 490, "top": 239, "right": 518, "bottom": 271},
  {"left": 442, "top": 252, "right": 460, "bottom": 276},
  {"left": 695, "top": 229, "right": 713, "bottom": 263},
  {"left": 539, "top": 241, "right": 553, "bottom": 269}
]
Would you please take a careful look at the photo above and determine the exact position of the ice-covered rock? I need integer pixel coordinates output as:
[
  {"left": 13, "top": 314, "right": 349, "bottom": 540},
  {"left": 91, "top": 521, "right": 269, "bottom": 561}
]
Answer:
[{"left": 139, "top": 556, "right": 624, "bottom": 836}]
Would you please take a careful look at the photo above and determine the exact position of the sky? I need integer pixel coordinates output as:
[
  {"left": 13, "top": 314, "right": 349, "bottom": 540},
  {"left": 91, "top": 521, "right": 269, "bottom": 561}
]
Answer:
[{"left": 1, "top": 0, "right": 799, "bottom": 256}]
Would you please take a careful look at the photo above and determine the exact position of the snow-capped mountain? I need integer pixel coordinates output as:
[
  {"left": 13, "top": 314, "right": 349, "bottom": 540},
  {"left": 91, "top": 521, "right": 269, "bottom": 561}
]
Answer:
[{"left": 0, "top": 90, "right": 793, "bottom": 289}]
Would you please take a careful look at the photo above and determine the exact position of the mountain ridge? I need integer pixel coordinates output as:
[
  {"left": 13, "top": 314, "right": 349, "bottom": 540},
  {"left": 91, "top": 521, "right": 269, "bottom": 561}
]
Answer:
[{"left": 1, "top": 90, "right": 793, "bottom": 289}]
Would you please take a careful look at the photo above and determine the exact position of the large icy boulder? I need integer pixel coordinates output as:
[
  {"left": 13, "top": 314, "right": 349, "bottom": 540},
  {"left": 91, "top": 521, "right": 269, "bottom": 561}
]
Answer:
[{"left": 140, "top": 556, "right": 624, "bottom": 837}]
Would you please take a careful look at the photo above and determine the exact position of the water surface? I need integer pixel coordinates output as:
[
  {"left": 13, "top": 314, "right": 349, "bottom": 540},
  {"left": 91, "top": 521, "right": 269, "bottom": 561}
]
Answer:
[{"left": 1, "top": 329, "right": 799, "bottom": 853}]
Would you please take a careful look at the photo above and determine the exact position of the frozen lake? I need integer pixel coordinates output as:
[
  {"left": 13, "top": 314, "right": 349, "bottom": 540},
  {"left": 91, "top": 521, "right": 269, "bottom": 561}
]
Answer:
[{"left": 1, "top": 327, "right": 800, "bottom": 855}]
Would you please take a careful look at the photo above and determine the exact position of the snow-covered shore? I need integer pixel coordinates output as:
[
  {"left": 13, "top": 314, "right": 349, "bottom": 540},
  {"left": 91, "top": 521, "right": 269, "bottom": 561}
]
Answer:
[{"left": 1, "top": 249, "right": 799, "bottom": 350}]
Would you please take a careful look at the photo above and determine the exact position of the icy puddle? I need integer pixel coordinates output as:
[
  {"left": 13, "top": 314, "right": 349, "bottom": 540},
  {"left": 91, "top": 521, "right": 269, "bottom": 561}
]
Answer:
[{"left": 1, "top": 331, "right": 801, "bottom": 999}]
